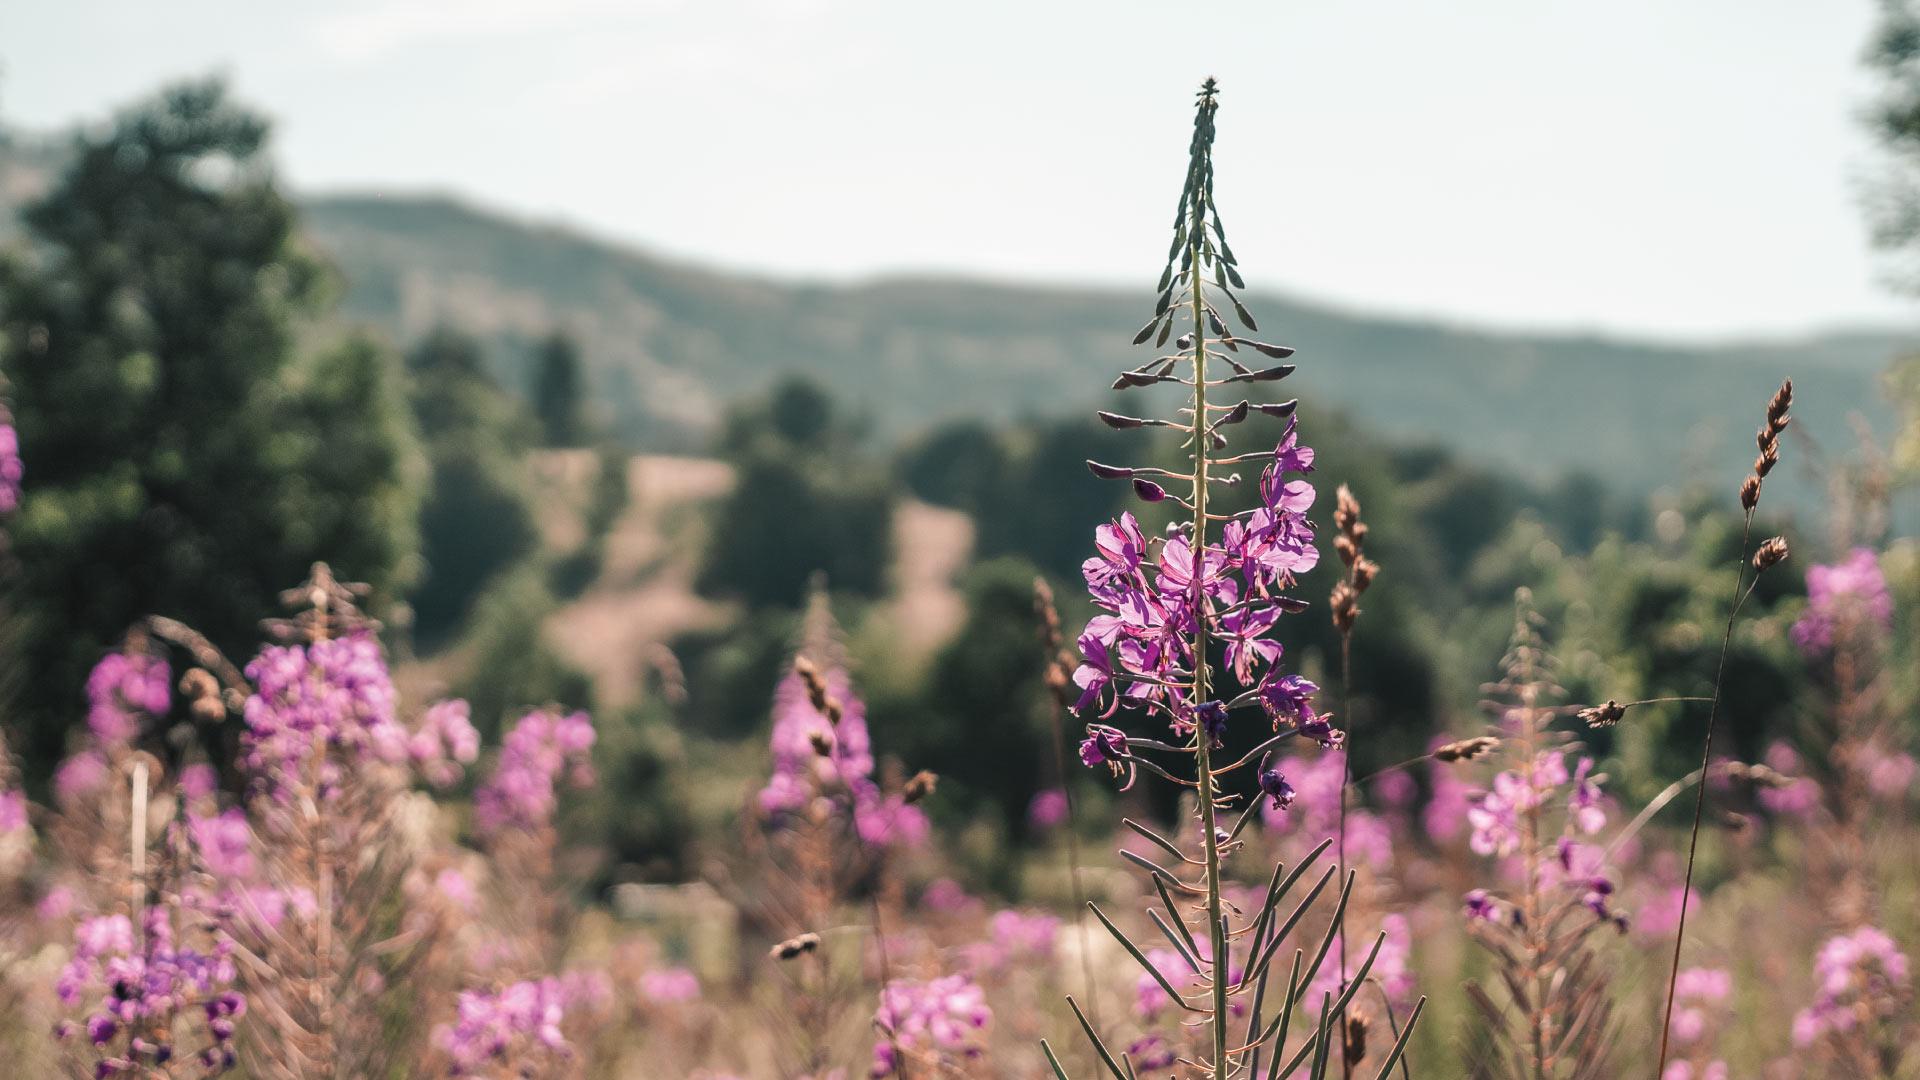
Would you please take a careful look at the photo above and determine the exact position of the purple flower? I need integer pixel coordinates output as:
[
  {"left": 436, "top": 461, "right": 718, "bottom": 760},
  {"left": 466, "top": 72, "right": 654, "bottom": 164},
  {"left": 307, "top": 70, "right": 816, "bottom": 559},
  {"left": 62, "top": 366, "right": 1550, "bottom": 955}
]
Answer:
[
  {"left": 1791, "top": 548, "right": 1893, "bottom": 656},
  {"left": 1194, "top": 700, "right": 1229, "bottom": 747},
  {"left": 436, "top": 976, "right": 598, "bottom": 1074},
  {"left": 1463, "top": 889, "right": 1497, "bottom": 922},
  {"left": 474, "top": 708, "right": 595, "bottom": 836},
  {"left": 638, "top": 967, "right": 701, "bottom": 1006},
  {"left": 1257, "top": 672, "right": 1318, "bottom": 726},
  {"left": 1258, "top": 768, "right": 1295, "bottom": 811},
  {"left": 871, "top": 974, "right": 991, "bottom": 1076},
  {"left": 1078, "top": 725, "right": 1129, "bottom": 770},
  {"left": 1792, "top": 925, "right": 1911, "bottom": 1049},
  {"left": 241, "top": 632, "right": 403, "bottom": 796},
  {"left": 0, "top": 421, "right": 22, "bottom": 513},
  {"left": 1026, "top": 788, "right": 1069, "bottom": 831},
  {"left": 85, "top": 652, "right": 171, "bottom": 750}
]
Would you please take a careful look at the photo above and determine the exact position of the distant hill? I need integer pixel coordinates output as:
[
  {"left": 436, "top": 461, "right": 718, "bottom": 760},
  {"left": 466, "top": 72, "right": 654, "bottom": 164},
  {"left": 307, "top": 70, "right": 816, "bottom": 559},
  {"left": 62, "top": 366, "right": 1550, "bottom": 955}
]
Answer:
[{"left": 4, "top": 133, "right": 1910, "bottom": 505}]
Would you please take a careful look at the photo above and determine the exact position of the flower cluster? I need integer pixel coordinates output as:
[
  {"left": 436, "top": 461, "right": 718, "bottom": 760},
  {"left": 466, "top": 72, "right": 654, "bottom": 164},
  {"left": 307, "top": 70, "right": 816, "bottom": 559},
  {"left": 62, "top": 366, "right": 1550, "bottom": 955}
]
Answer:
[
  {"left": 637, "top": 966, "right": 701, "bottom": 1006},
  {"left": 473, "top": 708, "right": 595, "bottom": 836},
  {"left": 870, "top": 973, "right": 992, "bottom": 1077},
  {"left": 1464, "top": 747, "right": 1626, "bottom": 930},
  {"left": 55, "top": 909, "right": 245, "bottom": 1076},
  {"left": 410, "top": 699, "right": 481, "bottom": 788},
  {"left": 86, "top": 651, "right": 171, "bottom": 750},
  {"left": 0, "top": 419, "right": 21, "bottom": 513},
  {"left": 1259, "top": 749, "right": 1392, "bottom": 869},
  {"left": 436, "top": 975, "right": 598, "bottom": 1075},
  {"left": 758, "top": 665, "right": 927, "bottom": 850},
  {"left": 1073, "top": 419, "right": 1321, "bottom": 746},
  {"left": 1790, "top": 548, "right": 1893, "bottom": 656},
  {"left": 241, "top": 632, "right": 404, "bottom": 795},
  {"left": 1660, "top": 966, "right": 1732, "bottom": 1080},
  {"left": 966, "top": 908, "right": 1061, "bottom": 972},
  {"left": 1791, "top": 925, "right": 1912, "bottom": 1050}
]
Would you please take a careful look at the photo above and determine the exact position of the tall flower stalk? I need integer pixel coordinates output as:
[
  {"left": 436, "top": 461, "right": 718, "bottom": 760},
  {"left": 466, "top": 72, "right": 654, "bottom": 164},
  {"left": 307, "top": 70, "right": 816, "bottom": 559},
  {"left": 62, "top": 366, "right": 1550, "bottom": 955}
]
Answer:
[
  {"left": 1057, "top": 79, "right": 1420, "bottom": 1080},
  {"left": 1654, "top": 380, "right": 1793, "bottom": 1076}
]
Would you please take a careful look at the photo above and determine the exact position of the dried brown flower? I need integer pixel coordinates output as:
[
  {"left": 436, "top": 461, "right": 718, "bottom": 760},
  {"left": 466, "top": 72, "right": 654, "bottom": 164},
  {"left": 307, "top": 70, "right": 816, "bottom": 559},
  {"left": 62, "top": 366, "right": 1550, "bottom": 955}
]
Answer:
[
  {"left": 808, "top": 730, "right": 834, "bottom": 757},
  {"left": 771, "top": 933, "right": 822, "bottom": 960},
  {"left": 1343, "top": 1013, "right": 1369, "bottom": 1069},
  {"left": 1752, "top": 536, "right": 1789, "bottom": 573},
  {"left": 1434, "top": 736, "right": 1501, "bottom": 762},
  {"left": 1578, "top": 699, "right": 1628, "bottom": 729},
  {"left": 902, "top": 770, "right": 938, "bottom": 804}
]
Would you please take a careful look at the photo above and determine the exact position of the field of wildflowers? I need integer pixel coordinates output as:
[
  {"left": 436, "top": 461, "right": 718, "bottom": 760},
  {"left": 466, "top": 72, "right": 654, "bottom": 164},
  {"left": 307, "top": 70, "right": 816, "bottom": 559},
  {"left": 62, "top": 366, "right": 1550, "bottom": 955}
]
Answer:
[{"left": 0, "top": 78, "right": 1917, "bottom": 1080}]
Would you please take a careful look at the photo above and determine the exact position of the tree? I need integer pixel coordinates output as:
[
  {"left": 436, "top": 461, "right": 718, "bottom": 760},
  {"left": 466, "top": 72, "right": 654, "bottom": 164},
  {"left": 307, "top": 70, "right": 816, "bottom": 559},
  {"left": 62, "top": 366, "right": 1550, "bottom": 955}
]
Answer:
[
  {"left": 406, "top": 327, "right": 539, "bottom": 646},
  {"left": 0, "top": 80, "right": 425, "bottom": 777},
  {"left": 530, "top": 330, "right": 585, "bottom": 447}
]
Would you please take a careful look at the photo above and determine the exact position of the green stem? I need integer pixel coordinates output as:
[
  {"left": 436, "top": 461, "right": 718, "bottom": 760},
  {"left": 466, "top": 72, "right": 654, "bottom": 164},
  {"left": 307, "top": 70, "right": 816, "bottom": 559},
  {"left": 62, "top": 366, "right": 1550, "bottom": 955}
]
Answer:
[{"left": 1188, "top": 193, "right": 1229, "bottom": 1080}]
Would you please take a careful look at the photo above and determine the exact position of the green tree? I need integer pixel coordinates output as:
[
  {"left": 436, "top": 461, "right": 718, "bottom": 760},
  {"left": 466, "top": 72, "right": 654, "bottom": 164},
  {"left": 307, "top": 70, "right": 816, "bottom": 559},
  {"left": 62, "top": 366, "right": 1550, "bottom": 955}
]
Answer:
[
  {"left": 406, "top": 327, "right": 539, "bottom": 646},
  {"left": 0, "top": 79, "right": 424, "bottom": 775},
  {"left": 530, "top": 330, "right": 585, "bottom": 447},
  {"left": 699, "top": 376, "right": 893, "bottom": 607}
]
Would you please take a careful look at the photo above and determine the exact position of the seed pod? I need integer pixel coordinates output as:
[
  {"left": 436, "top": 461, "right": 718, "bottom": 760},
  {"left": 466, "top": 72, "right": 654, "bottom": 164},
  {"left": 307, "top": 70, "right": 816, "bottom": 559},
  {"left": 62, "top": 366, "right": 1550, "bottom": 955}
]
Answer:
[
  {"left": 1434, "top": 736, "right": 1501, "bottom": 762},
  {"left": 1753, "top": 536, "right": 1789, "bottom": 572},
  {"left": 771, "top": 933, "right": 821, "bottom": 960},
  {"left": 1577, "top": 700, "right": 1627, "bottom": 729},
  {"left": 903, "top": 770, "right": 938, "bottom": 804}
]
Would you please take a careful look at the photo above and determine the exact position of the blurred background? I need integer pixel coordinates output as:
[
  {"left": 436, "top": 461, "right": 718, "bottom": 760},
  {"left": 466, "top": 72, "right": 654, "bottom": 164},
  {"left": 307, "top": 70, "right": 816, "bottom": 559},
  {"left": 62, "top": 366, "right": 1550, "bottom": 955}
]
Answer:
[{"left": 1, "top": 0, "right": 1915, "bottom": 902}]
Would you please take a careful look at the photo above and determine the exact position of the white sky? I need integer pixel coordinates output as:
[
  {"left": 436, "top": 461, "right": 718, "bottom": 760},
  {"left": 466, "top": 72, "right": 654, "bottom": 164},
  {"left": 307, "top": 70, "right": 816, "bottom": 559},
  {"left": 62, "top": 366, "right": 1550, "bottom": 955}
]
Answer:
[{"left": 3, "top": 0, "right": 1914, "bottom": 341}]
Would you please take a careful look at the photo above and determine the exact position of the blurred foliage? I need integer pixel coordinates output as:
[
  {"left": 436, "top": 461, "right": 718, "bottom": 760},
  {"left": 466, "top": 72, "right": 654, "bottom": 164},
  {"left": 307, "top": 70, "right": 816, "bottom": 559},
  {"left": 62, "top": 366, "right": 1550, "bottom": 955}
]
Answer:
[
  {"left": 454, "top": 567, "right": 593, "bottom": 745},
  {"left": 550, "top": 444, "right": 633, "bottom": 599},
  {"left": 696, "top": 375, "right": 894, "bottom": 608},
  {"left": 531, "top": 330, "right": 585, "bottom": 448},
  {"left": 0, "top": 79, "right": 425, "bottom": 778},
  {"left": 405, "top": 327, "right": 540, "bottom": 647}
]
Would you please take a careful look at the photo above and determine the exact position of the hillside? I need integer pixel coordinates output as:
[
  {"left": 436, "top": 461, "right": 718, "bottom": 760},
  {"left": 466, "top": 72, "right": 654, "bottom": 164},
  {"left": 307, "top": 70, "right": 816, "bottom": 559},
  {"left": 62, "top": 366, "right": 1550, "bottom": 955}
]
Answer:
[
  {"left": 3, "top": 132, "right": 1911, "bottom": 504},
  {"left": 291, "top": 193, "right": 1920, "bottom": 504}
]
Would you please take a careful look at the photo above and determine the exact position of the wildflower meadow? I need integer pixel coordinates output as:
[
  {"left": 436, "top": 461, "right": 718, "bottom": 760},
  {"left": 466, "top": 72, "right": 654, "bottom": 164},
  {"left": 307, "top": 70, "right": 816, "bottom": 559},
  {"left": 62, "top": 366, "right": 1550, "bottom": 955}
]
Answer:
[{"left": 3, "top": 12, "right": 1920, "bottom": 1080}]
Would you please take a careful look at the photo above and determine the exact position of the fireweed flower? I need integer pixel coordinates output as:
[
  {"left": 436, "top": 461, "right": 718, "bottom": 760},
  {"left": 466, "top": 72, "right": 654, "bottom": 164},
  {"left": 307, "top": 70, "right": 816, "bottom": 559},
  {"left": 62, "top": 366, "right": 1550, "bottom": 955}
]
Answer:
[
  {"left": 1790, "top": 547, "right": 1894, "bottom": 656},
  {"left": 55, "top": 907, "right": 244, "bottom": 1076},
  {"left": 0, "top": 418, "right": 21, "bottom": 514},
  {"left": 1051, "top": 81, "right": 1424, "bottom": 1079},
  {"left": 85, "top": 651, "right": 171, "bottom": 750},
  {"left": 870, "top": 974, "right": 991, "bottom": 1077},
  {"left": 1791, "top": 926, "right": 1912, "bottom": 1051},
  {"left": 241, "top": 631, "right": 405, "bottom": 796},
  {"left": 638, "top": 967, "right": 702, "bottom": 1006},
  {"left": 758, "top": 664, "right": 927, "bottom": 850},
  {"left": 436, "top": 976, "right": 595, "bottom": 1075},
  {"left": 474, "top": 707, "right": 596, "bottom": 836},
  {"left": 1026, "top": 788, "right": 1069, "bottom": 831}
]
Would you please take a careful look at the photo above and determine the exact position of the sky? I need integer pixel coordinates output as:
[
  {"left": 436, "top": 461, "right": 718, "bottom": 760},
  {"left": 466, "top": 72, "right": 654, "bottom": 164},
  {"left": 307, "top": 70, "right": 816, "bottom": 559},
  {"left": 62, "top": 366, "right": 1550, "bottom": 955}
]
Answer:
[{"left": 2, "top": 0, "right": 1914, "bottom": 341}]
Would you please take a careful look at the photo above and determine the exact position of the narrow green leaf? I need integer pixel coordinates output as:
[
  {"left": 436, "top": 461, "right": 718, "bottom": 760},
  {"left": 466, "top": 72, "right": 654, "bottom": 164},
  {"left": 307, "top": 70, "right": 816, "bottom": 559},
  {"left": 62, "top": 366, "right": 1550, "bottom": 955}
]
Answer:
[
  {"left": 1068, "top": 996, "right": 1128, "bottom": 1080},
  {"left": 1089, "top": 902, "right": 1201, "bottom": 1012},
  {"left": 1369, "top": 997, "right": 1426, "bottom": 1080},
  {"left": 1041, "top": 1039, "right": 1072, "bottom": 1080}
]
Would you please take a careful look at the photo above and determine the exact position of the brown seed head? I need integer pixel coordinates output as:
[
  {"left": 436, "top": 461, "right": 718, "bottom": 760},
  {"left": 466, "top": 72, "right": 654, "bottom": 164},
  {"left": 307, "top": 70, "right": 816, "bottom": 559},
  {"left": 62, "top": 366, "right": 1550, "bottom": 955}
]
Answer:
[
  {"left": 1343, "top": 1013, "right": 1369, "bottom": 1069},
  {"left": 1434, "top": 736, "right": 1501, "bottom": 762},
  {"left": 1334, "top": 533, "right": 1358, "bottom": 568},
  {"left": 903, "top": 770, "right": 938, "bottom": 804},
  {"left": 1330, "top": 581, "right": 1359, "bottom": 635},
  {"left": 808, "top": 730, "right": 834, "bottom": 757},
  {"left": 1334, "top": 484, "right": 1361, "bottom": 531},
  {"left": 1352, "top": 557, "right": 1379, "bottom": 591},
  {"left": 1752, "top": 536, "right": 1789, "bottom": 573},
  {"left": 771, "top": 933, "right": 821, "bottom": 960},
  {"left": 1739, "top": 474, "right": 1762, "bottom": 511},
  {"left": 1577, "top": 699, "right": 1628, "bottom": 729}
]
